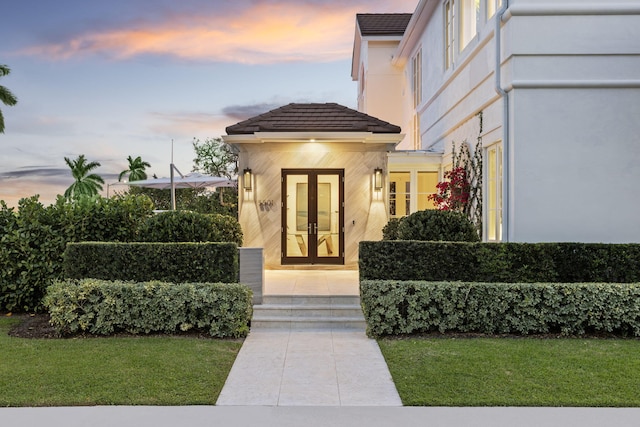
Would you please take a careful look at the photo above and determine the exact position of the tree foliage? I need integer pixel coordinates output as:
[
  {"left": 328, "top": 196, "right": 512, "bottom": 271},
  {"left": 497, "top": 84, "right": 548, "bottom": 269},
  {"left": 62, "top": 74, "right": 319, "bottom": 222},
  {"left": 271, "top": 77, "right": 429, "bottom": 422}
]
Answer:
[
  {"left": 0, "top": 64, "right": 18, "bottom": 133},
  {"left": 192, "top": 137, "right": 237, "bottom": 178},
  {"left": 119, "top": 155, "right": 151, "bottom": 182},
  {"left": 63, "top": 154, "right": 105, "bottom": 201}
]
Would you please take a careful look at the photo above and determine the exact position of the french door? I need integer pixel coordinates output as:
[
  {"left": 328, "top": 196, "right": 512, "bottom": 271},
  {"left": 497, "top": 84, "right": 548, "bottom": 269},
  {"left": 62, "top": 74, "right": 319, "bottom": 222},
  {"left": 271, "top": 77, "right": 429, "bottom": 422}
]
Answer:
[{"left": 281, "top": 169, "right": 344, "bottom": 265}]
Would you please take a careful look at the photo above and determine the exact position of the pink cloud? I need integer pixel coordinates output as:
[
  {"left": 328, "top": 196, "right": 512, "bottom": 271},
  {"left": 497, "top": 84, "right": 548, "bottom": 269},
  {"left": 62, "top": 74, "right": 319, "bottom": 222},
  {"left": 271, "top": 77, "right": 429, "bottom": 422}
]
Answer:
[{"left": 22, "top": 2, "right": 374, "bottom": 64}]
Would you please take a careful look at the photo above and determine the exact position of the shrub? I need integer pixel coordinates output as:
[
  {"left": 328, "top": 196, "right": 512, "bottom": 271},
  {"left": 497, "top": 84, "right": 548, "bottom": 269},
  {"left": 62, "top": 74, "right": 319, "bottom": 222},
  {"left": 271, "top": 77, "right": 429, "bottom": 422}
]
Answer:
[
  {"left": 45, "top": 279, "right": 252, "bottom": 338},
  {"left": 396, "top": 210, "right": 479, "bottom": 242},
  {"left": 359, "top": 241, "right": 640, "bottom": 283},
  {"left": 63, "top": 242, "right": 238, "bottom": 284},
  {"left": 0, "top": 195, "right": 153, "bottom": 312},
  {"left": 382, "top": 218, "right": 401, "bottom": 240},
  {"left": 140, "top": 211, "right": 243, "bottom": 245},
  {"left": 360, "top": 280, "right": 640, "bottom": 338}
]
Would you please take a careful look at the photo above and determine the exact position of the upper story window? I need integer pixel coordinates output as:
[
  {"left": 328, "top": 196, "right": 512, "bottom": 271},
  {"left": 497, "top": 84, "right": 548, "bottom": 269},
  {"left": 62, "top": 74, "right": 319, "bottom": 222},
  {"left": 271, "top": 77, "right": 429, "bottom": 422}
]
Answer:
[
  {"left": 460, "top": 0, "right": 479, "bottom": 51},
  {"left": 412, "top": 49, "right": 422, "bottom": 108},
  {"left": 487, "top": 0, "right": 503, "bottom": 19},
  {"left": 445, "top": 0, "right": 456, "bottom": 69}
]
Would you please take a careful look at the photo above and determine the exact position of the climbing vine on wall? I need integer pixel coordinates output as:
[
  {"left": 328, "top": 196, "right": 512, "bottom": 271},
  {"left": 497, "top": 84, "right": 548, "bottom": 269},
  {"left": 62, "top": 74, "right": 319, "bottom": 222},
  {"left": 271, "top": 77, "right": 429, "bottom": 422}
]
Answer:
[{"left": 430, "top": 112, "right": 483, "bottom": 237}]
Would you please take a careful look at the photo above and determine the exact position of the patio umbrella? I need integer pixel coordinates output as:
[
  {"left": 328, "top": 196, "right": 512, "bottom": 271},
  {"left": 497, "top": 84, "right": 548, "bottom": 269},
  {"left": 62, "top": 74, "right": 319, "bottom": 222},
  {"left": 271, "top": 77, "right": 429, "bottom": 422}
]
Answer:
[{"left": 126, "top": 173, "right": 236, "bottom": 190}]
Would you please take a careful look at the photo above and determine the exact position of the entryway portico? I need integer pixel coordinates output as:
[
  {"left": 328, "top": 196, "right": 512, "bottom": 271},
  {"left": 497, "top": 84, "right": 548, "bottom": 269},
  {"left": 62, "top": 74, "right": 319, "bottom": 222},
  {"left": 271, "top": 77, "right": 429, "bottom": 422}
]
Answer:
[{"left": 223, "top": 103, "right": 403, "bottom": 269}]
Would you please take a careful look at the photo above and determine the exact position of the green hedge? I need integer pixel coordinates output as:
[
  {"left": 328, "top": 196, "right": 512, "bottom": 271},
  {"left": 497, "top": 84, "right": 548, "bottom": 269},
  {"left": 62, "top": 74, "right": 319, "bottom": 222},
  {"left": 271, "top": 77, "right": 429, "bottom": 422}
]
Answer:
[
  {"left": 140, "top": 211, "right": 243, "bottom": 246},
  {"left": 0, "top": 195, "right": 153, "bottom": 312},
  {"left": 359, "top": 241, "right": 640, "bottom": 283},
  {"left": 44, "top": 279, "right": 252, "bottom": 337},
  {"left": 360, "top": 280, "right": 640, "bottom": 338},
  {"left": 63, "top": 242, "right": 238, "bottom": 283}
]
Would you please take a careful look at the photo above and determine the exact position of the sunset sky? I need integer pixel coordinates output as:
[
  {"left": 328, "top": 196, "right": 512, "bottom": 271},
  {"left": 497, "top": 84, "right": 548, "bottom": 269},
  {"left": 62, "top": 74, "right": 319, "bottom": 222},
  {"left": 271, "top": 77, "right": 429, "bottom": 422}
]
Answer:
[{"left": 0, "top": 0, "right": 417, "bottom": 207}]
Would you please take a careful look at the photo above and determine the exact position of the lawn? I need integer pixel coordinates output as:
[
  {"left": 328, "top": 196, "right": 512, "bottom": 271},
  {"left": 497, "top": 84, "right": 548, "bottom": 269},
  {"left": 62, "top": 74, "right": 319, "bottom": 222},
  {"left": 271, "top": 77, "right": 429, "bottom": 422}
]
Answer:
[
  {"left": 0, "top": 316, "right": 242, "bottom": 407},
  {"left": 379, "top": 336, "right": 640, "bottom": 407}
]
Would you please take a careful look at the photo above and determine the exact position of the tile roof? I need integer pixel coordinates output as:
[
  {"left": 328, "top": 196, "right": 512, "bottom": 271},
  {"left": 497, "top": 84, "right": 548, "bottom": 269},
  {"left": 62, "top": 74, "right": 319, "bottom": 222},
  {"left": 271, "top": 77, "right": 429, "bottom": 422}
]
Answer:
[
  {"left": 225, "top": 103, "right": 401, "bottom": 135},
  {"left": 356, "top": 13, "right": 412, "bottom": 37}
]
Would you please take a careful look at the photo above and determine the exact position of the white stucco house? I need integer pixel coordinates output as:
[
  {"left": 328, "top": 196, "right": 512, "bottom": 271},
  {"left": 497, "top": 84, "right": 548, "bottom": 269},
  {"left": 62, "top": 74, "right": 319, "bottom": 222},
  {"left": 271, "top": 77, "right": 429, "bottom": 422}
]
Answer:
[
  {"left": 225, "top": 0, "right": 640, "bottom": 268},
  {"left": 353, "top": 0, "right": 640, "bottom": 244}
]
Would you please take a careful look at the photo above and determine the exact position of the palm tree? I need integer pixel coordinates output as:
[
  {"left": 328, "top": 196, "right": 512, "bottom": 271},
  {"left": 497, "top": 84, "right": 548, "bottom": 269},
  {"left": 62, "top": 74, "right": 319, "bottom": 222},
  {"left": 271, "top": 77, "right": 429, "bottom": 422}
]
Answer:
[
  {"left": 0, "top": 65, "right": 18, "bottom": 134},
  {"left": 64, "top": 154, "right": 105, "bottom": 200},
  {"left": 119, "top": 155, "right": 151, "bottom": 182}
]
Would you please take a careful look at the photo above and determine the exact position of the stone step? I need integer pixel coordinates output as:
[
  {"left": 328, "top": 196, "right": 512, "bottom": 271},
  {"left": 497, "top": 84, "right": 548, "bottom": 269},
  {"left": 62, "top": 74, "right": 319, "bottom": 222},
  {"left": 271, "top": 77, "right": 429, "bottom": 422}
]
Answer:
[
  {"left": 253, "top": 304, "right": 365, "bottom": 319},
  {"left": 251, "top": 316, "right": 366, "bottom": 330},
  {"left": 252, "top": 294, "right": 366, "bottom": 330},
  {"left": 262, "top": 295, "right": 361, "bottom": 306}
]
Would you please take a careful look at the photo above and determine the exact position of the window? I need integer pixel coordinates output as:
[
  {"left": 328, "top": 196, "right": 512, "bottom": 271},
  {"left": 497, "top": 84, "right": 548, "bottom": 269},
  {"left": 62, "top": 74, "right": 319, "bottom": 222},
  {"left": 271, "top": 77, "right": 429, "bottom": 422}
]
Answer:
[
  {"left": 487, "top": 0, "right": 503, "bottom": 19},
  {"left": 412, "top": 49, "right": 422, "bottom": 108},
  {"left": 460, "top": 0, "right": 479, "bottom": 51},
  {"left": 389, "top": 172, "right": 411, "bottom": 218},
  {"left": 412, "top": 114, "right": 421, "bottom": 150},
  {"left": 486, "top": 143, "right": 502, "bottom": 241},
  {"left": 445, "top": 0, "right": 456, "bottom": 69},
  {"left": 417, "top": 172, "right": 439, "bottom": 210}
]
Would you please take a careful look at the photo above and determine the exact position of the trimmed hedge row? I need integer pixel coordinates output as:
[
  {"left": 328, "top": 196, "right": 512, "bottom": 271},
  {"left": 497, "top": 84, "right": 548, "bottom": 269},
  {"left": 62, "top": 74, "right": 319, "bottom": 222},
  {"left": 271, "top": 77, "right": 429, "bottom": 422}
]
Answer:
[
  {"left": 360, "top": 280, "right": 640, "bottom": 338},
  {"left": 44, "top": 279, "right": 252, "bottom": 337},
  {"left": 63, "top": 242, "right": 238, "bottom": 283},
  {"left": 359, "top": 241, "right": 640, "bottom": 283},
  {"left": 140, "top": 211, "right": 243, "bottom": 246}
]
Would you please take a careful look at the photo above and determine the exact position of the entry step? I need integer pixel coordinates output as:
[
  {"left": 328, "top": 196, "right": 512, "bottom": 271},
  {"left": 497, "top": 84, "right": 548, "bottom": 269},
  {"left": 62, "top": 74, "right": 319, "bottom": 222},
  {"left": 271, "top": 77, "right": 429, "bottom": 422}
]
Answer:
[{"left": 252, "top": 295, "right": 366, "bottom": 330}]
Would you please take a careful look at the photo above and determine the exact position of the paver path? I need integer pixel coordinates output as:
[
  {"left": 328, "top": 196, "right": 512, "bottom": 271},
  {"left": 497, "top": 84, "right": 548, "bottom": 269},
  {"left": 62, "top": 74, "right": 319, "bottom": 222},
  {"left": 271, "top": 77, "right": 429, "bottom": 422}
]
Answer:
[{"left": 216, "top": 327, "right": 402, "bottom": 406}]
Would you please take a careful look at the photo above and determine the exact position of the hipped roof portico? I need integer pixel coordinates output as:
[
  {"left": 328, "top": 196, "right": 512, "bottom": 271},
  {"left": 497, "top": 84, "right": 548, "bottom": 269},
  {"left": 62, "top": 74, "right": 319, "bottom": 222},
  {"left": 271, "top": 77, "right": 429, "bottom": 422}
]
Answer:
[{"left": 224, "top": 103, "right": 404, "bottom": 146}]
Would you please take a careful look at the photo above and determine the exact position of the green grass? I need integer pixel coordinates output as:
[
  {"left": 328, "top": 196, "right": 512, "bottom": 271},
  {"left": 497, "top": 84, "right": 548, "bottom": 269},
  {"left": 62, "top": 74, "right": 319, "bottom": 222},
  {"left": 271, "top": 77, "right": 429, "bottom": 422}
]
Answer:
[
  {"left": 0, "top": 317, "right": 242, "bottom": 407},
  {"left": 378, "top": 336, "right": 640, "bottom": 407}
]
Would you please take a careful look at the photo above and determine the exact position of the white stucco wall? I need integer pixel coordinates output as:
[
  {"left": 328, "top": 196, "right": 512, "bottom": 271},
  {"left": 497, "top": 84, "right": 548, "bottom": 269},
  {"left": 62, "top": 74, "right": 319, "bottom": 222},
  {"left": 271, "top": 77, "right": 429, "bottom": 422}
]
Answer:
[
  {"left": 357, "top": 40, "right": 406, "bottom": 144},
  {"left": 386, "top": 0, "right": 640, "bottom": 243},
  {"left": 503, "top": 0, "right": 640, "bottom": 242}
]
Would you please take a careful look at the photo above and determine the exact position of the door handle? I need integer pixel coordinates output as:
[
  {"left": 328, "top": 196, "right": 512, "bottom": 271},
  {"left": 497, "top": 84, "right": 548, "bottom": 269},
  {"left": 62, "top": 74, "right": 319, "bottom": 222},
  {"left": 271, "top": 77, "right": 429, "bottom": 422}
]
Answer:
[{"left": 308, "top": 223, "right": 318, "bottom": 235}]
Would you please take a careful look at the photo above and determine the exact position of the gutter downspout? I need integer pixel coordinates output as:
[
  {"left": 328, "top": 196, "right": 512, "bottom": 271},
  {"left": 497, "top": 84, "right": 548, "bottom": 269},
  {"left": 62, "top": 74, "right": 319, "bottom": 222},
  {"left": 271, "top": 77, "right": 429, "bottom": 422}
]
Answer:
[{"left": 495, "top": 0, "right": 510, "bottom": 241}]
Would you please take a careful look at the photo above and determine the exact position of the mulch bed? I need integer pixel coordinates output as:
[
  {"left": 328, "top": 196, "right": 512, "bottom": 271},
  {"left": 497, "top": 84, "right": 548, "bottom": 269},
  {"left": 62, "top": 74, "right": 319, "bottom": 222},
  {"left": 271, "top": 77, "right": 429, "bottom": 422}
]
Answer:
[{"left": 7, "top": 313, "right": 59, "bottom": 339}]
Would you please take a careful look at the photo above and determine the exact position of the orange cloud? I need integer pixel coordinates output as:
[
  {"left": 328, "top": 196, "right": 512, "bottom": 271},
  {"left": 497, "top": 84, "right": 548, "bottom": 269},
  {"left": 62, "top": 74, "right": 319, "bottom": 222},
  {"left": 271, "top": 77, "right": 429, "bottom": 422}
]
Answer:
[{"left": 22, "top": 2, "right": 365, "bottom": 64}]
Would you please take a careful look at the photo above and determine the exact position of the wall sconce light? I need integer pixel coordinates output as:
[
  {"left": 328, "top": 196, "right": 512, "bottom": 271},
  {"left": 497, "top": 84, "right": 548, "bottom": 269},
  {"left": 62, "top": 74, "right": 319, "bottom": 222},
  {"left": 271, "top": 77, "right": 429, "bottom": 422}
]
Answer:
[
  {"left": 374, "top": 168, "right": 383, "bottom": 191},
  {"left": 243, "top": 168, "right": 252, "bottom": 191}
]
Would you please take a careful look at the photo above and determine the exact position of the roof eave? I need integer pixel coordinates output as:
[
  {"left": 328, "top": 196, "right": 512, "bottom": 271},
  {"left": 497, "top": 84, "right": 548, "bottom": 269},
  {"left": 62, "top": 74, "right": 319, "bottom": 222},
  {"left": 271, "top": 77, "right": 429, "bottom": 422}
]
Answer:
[
  {"left": 393, "top": 0, "right": 438, "bottom": 66},
  {"left": 224, "top": 131, "right": 405, "bottom": 145}
]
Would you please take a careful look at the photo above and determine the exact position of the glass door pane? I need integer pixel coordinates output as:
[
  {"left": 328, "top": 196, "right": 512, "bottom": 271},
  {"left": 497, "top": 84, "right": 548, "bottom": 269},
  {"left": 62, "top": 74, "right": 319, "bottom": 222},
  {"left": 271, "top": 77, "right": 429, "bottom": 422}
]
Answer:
[
  {"left": 285, "top": 174, "right": 308, "bottom": 257},
  {"left": 316, "top": 174, "right": 339, "bottom": 258}
]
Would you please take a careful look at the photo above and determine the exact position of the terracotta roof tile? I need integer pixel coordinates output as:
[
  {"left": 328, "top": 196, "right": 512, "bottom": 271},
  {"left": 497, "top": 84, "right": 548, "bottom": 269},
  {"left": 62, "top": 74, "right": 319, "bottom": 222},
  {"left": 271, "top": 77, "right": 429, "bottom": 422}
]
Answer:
[
  {"left": 356, "top": 13, "right": 412, "bottom": 36},
  {"left": 225, "top": 103, "right": 401, "bottom": 135}
]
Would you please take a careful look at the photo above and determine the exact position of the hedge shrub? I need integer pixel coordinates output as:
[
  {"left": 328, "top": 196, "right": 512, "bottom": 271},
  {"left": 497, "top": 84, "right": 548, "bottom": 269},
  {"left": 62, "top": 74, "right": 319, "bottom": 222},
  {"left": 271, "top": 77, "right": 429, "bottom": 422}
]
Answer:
[
  {"left": 359, "top": 241, "right": 640, "bottom": 283},
  {"left": 140, "top": 211, "right": 243, "bottom": 246},
  {"left": 360, "top": 280, "right": 640, "bottom": 338},
  {"left": 63, "top": 242, "right": 238, "bottom": 283},
  {"left": 44, "top": 279, "right": 252, "bottom": 338},
  {"left": 0, "top": 195, "right": 153, "bottom": 312},
  {"left": 395, "top": 210, "right": 479, "bottom": 242}
]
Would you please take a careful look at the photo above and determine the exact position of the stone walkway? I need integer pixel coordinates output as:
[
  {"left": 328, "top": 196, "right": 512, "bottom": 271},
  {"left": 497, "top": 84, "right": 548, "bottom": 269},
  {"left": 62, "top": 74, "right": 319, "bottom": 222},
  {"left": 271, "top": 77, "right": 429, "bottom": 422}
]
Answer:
[
  {"left": 216, "top": 269, "right": 402, "bottom": 406},
  {"left": 216, "top": 328, "right": 401, "bottom": 406}
]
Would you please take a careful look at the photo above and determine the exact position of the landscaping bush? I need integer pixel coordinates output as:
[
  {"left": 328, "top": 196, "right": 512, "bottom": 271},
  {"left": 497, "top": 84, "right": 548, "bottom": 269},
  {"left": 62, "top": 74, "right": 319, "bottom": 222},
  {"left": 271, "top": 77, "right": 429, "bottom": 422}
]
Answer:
[
  {"left": 360, "top": 280, "right": 640, "bottom": 337},
  {"left": 0, "top": 195, "right": 153, "bottom": 312},
  {"left": 45, "top": 279, "right": 252, "bottom": 338},
  {"left": 396, "top": 210, "right": 479, "bottom": 242},
  {"left": 63, "top": 242, "right": 238, "bottom": 283},
  {"left": 140, "top": 211, "right": 242, "bottom": 245},
  {"left": 359, "top": 241, "right": 640, "bottom": 283},
  {"left": 382, "top": 218, "right": 401, "bottom": 240}
]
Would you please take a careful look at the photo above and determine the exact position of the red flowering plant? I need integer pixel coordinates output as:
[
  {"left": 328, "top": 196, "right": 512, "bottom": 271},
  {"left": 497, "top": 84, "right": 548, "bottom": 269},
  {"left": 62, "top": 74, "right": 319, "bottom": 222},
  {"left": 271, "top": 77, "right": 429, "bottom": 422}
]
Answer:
[{"left": 428, "top": 166, "right": 470, "bottom": 211}]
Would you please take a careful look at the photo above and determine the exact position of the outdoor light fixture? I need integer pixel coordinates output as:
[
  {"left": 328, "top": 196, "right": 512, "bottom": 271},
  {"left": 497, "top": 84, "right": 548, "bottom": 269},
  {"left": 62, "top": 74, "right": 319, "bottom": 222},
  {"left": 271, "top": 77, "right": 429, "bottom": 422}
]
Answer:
[
  {"left": 374, "top": 168, "right": 383, "bottom": 191},
  {"left": 243, "top": 168, "right": 252, "bottom": 191}
]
